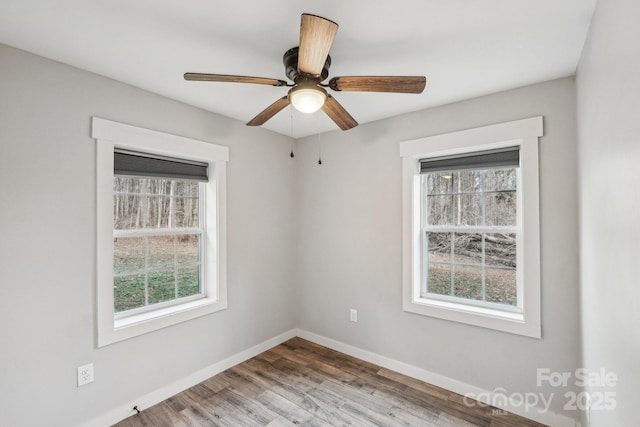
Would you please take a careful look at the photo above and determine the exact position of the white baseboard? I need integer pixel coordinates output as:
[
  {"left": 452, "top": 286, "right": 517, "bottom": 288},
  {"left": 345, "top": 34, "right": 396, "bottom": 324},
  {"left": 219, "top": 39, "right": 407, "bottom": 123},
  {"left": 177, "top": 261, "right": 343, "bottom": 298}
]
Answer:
[
  {"left": 297, "top": 330, "right": 580, "bottom": 427},
  {"left": 80, "top": 328, "right": 298, "bottom": 427},
  {"left": 82, "top": 328, "right": 579, "bottom": 427}
]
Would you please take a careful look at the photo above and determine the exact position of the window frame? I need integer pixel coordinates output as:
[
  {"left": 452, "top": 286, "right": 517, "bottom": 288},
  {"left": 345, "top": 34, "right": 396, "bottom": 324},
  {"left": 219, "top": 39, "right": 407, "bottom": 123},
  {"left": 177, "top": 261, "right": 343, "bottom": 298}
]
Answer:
[
  {"left": 400, "top": 117, "right": 543, "bottom": 338},
  {"left": 92, "top": 117, "right": 228, "bottom": 347}
]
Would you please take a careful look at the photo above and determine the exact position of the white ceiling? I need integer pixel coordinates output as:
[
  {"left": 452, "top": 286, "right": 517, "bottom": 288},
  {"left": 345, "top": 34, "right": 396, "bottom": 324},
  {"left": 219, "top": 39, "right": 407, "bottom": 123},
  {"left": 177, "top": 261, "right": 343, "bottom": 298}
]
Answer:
[{"left": 0, "top": 0, "right": 596, "bottom": 137}]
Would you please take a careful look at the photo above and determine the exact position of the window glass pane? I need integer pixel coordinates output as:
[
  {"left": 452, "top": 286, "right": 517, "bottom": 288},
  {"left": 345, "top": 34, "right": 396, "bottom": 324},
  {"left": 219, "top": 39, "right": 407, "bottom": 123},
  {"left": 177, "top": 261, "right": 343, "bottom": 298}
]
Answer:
[
  {"left": 452, "top": 233, "right": 482, "bottom": 265},
  {"left": 147, "top": 235, "right": 175, "bottom": 267},
  {"left": 114, "top": 237, "right": 145, "bottom": 273},
  {"left": 485, "top": 191, "right": 517, "bottom": 226},
  {"left": 426, "top": 195, "right": 452, "bottom": 226},
  {"left": 453, "top": 265, "right": 483, "bottom": 301},
  {"left": 452, "top": 194, "right": 482, "bottom": 226},
  {"left": 113, "top": 193, "right": 142, "bottom": 230},
  {"left": 176, "top": 197, "right": 199, "bottom": 228},
  {"left": 453, "top": 170, "right": 482, "bottom": 193},
  {"left": 114, "top": 275, "right": 145, "bottom": 312},
  {"left": 178, "top": 267, "right": 200, "bottom": 298},
  {"left": 177, "top": 234, "right": 199, "bottom": 265},
  {"left": 484, "top": 233, "right": 516, "bottom": 268},
  {"left": 426, "top": 172, "right": 453, "bottom": 194},
  {"left": 175, "top": 181, "right": 200, "bottom": 198},
  {"left": 427, "top": 263, "right": 451, "bottom": 296},
  {"left": 145, "top": 196, "right": 171, "bottom": 228},
  {"left": 146, "top": 178, "right": 171, "bottom": 195},
  {"left": 114, "top": 177, "right": 147, "bottom": 230},
  {"left": 427, "top": 232, "right": 451, "bottom": 263},
  {"left": 486, "top": 268, "right": 517, "bottom": 306},
  {"left": 484, "top": 168, "right": 517, "bottom": 192},
  {"left": 148, "top": 269, "right": 176, "bottom": 304},
  {"left": 114, "top": 176, "right": 147, "bottom": 194}
]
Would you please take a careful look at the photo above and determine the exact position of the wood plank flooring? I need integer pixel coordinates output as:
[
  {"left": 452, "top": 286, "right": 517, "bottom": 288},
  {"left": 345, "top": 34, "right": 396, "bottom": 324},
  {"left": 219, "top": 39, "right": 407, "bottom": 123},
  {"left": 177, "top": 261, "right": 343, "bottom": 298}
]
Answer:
[{"left": 113, "top": 337, "right": 547, "bottom": 427}]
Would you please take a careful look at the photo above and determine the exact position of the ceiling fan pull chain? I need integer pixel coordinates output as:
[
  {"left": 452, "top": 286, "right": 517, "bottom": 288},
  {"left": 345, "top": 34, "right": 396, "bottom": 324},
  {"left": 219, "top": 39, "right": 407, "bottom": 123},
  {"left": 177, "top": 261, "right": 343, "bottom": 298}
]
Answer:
[
  {"left": 317, "top": 114, "right": 322, "bottom": 165},
  {"left": 290, "top": 106, "right": 295, "bottom": 158}
]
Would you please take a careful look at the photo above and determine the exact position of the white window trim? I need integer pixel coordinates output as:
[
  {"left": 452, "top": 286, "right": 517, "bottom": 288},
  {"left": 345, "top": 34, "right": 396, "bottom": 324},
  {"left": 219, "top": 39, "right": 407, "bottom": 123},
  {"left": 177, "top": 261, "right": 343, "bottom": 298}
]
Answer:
[
  {"left": 92, "top": 117, "right": 229, "bottom": 347},
  {"left": 400, "top": 117, "right": 543, "bottom": 338}
]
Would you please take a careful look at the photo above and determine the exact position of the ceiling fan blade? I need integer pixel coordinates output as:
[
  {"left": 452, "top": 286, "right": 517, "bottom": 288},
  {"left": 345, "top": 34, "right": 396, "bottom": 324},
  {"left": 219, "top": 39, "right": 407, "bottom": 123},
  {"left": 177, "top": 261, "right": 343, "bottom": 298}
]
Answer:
[
  {"left": 298, "top": 14, "right": 338, "bottom": 77},
  {"left": 329, "top": 76, "right": 426, "bottom": 93},
  {"left": 246, "top": 96, "right": 290, "bottom": 126},
  {"left": 184, "top": 73, "right": 287, "bottom": 87},
  {"left": 322, "top": 95, "right": 358, "bottom": 131}
]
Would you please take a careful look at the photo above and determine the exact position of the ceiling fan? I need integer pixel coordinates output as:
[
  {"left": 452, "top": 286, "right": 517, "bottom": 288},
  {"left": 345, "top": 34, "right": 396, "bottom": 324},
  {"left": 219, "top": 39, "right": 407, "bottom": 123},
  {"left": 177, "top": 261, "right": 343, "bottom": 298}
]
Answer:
[{"left": 184, "top": 14, "right": 426, "bottom": 131}]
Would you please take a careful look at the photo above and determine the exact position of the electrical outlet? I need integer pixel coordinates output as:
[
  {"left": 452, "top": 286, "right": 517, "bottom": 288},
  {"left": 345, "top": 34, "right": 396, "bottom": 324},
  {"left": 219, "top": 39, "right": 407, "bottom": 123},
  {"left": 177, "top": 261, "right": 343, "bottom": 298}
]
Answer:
[
  {"left": 77, "top": 363, "right": 94, "bottom": 387},
  {"left": 350, "top": 309, "right": 358, "bottom": 322}
]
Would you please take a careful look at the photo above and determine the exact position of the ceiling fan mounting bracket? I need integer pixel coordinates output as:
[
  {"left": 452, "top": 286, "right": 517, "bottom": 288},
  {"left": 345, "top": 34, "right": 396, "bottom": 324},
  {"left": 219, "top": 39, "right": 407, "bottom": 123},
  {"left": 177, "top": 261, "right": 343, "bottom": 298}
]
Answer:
[{"left": 283, "top": 47, "right": 331, "bottom": 83}]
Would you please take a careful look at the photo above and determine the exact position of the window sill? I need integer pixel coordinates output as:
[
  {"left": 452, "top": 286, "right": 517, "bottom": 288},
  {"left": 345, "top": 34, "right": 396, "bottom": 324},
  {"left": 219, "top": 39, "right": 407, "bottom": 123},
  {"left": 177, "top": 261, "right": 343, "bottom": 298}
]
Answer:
[
  {"left": 115, "top": 297, "right": 219, "bottom": 329},
  {"left": 99, "top": 296, "right": 227, "bottom": 347},
  {"left": 403, "top": 296, "right": 539, "bottom": 338},
  {"left": 413, "top": 296, "right": 523, "bottom": 321}
]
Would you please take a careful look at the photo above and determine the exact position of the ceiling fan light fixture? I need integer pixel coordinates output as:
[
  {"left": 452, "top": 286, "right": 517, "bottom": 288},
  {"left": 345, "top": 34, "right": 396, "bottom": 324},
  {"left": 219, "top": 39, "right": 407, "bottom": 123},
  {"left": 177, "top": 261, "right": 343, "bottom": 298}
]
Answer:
[{"left": 289, "top": 85, "right": 327, "bottom": 113}]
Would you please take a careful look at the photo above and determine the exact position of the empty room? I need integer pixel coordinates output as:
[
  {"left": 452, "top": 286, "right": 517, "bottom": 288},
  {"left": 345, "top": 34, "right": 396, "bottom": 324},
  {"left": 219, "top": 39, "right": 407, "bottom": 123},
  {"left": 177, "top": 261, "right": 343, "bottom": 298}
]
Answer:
[{"left": 0, "top": 0, "right": 638, "bottom": 426}]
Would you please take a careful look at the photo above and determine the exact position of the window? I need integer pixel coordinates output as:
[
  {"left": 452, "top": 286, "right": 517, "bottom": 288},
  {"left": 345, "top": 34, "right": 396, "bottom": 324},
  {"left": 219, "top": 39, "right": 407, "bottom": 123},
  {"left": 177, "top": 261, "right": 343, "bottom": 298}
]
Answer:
[
  {"left": 400, "top": 117, "right": 543, "bottom": 338},
  {"left": 93, "top": 118, "right": 228, "bottom": 347},
  {"left": 421, "top": 148, "right": 520, "bottom": 309},
  {"left": 113, "top": 152, "right": 206, "bottom": 315}
]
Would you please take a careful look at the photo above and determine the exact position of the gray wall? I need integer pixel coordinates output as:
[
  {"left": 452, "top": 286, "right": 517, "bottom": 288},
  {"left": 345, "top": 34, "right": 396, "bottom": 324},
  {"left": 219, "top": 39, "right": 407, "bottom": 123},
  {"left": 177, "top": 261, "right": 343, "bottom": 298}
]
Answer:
[
  {"left": 0, "top": 44, "right": 297, "bottom": 426},
  {"left": 576, "top": 0, "right": 640, "bottom": 425},
  {"left": 295, "top": 77, "right": 581, "bottom": 420}
]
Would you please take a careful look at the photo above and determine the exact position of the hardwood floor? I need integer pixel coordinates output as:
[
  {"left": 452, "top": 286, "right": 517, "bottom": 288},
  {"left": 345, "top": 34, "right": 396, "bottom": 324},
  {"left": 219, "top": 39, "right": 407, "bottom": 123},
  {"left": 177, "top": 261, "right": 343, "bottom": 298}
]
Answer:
[{"left": 113, "top": 337, "right": 547, "bottom": 427}]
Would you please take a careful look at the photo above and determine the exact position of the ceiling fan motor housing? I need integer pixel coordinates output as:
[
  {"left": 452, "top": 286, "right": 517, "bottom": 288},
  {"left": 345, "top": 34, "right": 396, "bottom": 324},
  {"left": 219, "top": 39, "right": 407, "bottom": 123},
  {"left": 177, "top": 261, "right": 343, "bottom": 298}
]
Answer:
[{"left": 283, "top": 47, "right": 331, "bottom": 82}]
